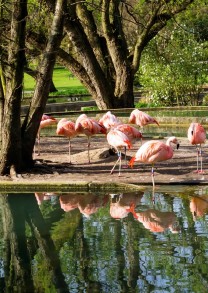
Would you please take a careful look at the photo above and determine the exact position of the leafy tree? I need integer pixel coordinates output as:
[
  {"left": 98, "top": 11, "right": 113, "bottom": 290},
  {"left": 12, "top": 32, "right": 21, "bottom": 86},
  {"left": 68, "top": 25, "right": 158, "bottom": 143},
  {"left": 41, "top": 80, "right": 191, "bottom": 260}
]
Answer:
[
  {"left": 138, "top": 1, "right": 208, "bottom": 106},
  {"left": 26, "top": 0, "right": 196, "bottom": 109}
]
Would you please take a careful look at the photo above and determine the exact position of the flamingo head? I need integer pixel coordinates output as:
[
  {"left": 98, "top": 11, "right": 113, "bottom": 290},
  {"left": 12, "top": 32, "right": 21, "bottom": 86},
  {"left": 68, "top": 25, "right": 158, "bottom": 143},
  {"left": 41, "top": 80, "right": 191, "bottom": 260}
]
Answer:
[{"left": 167, "top": 136, "right": 180, "bottom": 149}]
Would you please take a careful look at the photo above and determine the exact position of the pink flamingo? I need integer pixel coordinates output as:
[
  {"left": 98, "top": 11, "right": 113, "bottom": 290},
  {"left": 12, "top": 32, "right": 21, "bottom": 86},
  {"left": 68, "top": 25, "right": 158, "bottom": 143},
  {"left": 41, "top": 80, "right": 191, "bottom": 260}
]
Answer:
[
  {"left": 56, "top": 118, "right": 78, "bottom": 163},
  {"left": 115, "top": 124, "right": 142, "bottom": 165},
  {"left": 37, "top": 114, "right": 57, "bottom": 156},
  {"left": 116, "top": 124, "right": 142, "bottom": 144},
  {"left": 107, "top": 128, "right": 132, "bottom": 176},
  {"left": 129, "top": 109, "right": 159, "bottom": 134},
  {"left": 187, "top": 122, "right": 206, "bottom": 173},
  {"left": 99, "top": 111, "right": 121, "bottom": 130},
  {"left": 129, "top": 136, "right": 179, "bottom": 189},
  {"left": 75, "top": 114, "right": 107, "bottom": 163}
]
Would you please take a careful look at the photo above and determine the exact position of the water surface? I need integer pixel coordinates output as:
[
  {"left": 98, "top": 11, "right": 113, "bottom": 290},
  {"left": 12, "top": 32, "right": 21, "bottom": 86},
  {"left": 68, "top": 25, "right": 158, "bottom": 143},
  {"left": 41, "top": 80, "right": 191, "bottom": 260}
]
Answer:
[{"left": 0, "top": 186, "right": 208, "bottom": 292}]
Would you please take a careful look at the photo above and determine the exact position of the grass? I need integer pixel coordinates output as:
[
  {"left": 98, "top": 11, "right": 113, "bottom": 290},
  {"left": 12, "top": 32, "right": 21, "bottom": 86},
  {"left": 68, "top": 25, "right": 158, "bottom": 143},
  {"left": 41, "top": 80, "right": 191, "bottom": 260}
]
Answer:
[{"left": 24, "top": 67, "right": 88, "bottom": 95}]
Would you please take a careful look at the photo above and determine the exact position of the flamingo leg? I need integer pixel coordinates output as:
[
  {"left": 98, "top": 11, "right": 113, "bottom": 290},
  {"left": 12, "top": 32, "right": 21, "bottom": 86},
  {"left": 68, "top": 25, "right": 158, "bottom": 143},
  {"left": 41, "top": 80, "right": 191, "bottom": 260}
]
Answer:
[
  {"left": 110, "top": 150, "right": 121, "bottom": 175},
  {"left": 194, "top": 146, "right": 204, "bottom": 173},
  {"left": 124, "top": 146, "right": 127, "bottom": 164},
  {"left": 140, "top": 127, "right": 144, "bottom": 144},
  {"left": 87, "top": 136, "right": 91, "bottom": 164},
  {"left": 197, "top": 147, "right": 199, "bottom": 172},
  {"left": 198, "top": 145, "right": 204, "bottom": 173},
  {"left": 122, "top": 147, "right": 129, "bottom": 169},
  {"left": 200, "top": 146, "right": 203, "bottom": 173},
  {"left": 68, "top": 138, "right": 71, "bottom": 164},
  {"left": 118, "top": 151, "right": 122, "bottom": 176},
  {"left": 151, "top": 164, "right": 155, "bottom": 203}
]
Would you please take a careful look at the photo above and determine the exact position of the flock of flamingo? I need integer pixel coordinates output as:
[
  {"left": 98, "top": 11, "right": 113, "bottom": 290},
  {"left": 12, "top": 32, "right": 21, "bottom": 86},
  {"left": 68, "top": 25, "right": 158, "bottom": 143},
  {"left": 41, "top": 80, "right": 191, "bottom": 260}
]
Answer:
[{"left": 37, "top": 109, "right": 206, "bottom": 189}]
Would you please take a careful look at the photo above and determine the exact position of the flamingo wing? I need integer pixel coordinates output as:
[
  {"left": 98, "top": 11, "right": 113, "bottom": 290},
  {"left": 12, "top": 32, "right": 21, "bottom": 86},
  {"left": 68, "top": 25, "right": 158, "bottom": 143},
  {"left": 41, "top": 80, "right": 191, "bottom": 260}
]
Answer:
[
  {"left": 107, "top": 129, "right": 132, "bottom": 149},
  {"left": 135, "top": 141, "right": 172, "bottom": 163}
]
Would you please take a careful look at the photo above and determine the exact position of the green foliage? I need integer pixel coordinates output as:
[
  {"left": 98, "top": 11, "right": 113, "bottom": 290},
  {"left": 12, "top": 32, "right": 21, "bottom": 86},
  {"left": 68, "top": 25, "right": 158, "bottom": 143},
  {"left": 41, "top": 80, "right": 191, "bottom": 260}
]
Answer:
[
  {"left": 202, "top": 93, "right": 208, "bottom": 105},
  {"left": 135, "top": 99, "right": 159, "bottom": 108},
  {"left": 138, "top": 23, "right": 208, "bottom": 107}
]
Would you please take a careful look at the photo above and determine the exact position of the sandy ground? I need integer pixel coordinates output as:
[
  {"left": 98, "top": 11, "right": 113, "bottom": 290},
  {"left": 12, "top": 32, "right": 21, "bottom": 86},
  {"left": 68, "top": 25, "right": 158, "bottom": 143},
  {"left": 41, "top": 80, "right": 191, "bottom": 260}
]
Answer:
[{"left": 1, "top": 135, "right": 208, "bottom": 187}]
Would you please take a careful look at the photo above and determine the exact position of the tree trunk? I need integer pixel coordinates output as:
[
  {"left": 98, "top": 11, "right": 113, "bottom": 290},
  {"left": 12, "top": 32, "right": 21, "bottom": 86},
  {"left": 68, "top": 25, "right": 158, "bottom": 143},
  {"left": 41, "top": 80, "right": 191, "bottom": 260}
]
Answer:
[
  {"left": 0, "top": 74, "right": 4, "bottom": 147},
  {"left": 0, "top": 0, "right": 27, "bottom": 175},
  {"left": 21, "top": 0, "right": 66, "bottom": 167}
]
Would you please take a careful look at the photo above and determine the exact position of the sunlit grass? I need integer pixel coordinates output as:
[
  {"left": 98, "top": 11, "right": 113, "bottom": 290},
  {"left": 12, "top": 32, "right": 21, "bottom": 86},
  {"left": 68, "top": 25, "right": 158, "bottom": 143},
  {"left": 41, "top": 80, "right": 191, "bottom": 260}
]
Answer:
[{"left": 24, "top": 67, "right": 88, "bottom": 95}]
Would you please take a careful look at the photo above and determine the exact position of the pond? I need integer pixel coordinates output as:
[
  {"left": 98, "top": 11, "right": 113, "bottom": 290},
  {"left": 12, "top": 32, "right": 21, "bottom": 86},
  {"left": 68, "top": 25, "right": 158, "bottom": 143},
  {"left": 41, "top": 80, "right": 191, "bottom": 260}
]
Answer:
[{"left": 0, "top": 185, "right": 208, "bottom": 292}]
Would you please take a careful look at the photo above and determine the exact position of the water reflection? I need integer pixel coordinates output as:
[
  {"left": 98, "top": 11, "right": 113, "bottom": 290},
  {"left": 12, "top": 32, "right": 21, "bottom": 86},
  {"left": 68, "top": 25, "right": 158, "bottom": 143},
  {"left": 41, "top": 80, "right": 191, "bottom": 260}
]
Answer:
[{"left": 0, "top": 187, "right": 208, "bottom": 292}]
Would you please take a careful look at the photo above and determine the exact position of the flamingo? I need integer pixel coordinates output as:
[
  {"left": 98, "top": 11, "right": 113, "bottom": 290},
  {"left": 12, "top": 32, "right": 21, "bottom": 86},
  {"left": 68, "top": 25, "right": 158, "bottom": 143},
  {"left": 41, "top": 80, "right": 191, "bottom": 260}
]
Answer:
[
  {"left": 116, "top": 124, "right": 143, "bottom": 144},
  {"left": 99, "top": 111, "right": 121, "bottom": 130},
  {"left": 187, "top": 122, "right": 206, "bottom": 173},
  {"left": 36, "top": 114, "right": 57, "bottom": 156},
  {"left": 107, "top": 128, "right": 132, "bottom": 176},
  {"left": 75, "top": 114, "right": 107, "bottom": 163},
  {"left": 56, "top": 118, "right": 78, "bottom": 163},
  {"left": 129, "top": 136, "right": 179, "bottom": 190},
  {"left": 129, "top": 108, "right": 159, "bottom": 135},
  {"left": 116, "top": 124, "right": 142, "bottom": 165}
]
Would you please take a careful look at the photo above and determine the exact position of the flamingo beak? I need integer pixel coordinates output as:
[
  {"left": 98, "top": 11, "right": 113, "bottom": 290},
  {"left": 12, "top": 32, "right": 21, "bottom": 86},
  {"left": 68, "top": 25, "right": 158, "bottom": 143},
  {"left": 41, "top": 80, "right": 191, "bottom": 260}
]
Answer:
[{"left": 176, "top": 143, "right": 180, "bottom": 149}]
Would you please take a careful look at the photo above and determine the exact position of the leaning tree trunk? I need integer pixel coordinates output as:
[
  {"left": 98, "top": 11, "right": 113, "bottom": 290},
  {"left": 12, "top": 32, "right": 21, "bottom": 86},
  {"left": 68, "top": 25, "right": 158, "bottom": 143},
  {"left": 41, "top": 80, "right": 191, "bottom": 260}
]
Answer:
[
  {"left": 21, "top": 0, "right": 66, "bottom": 167},
  {"left": 0, "top": 0, "right": 27, "bottom": 176}
]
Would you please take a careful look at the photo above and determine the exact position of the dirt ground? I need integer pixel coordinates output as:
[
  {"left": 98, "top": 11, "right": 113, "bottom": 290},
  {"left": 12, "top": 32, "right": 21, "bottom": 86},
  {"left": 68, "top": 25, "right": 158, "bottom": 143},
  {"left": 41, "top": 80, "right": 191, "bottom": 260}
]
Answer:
[{"left": 1, "top": 135, "right": 208, "bottom": 187}]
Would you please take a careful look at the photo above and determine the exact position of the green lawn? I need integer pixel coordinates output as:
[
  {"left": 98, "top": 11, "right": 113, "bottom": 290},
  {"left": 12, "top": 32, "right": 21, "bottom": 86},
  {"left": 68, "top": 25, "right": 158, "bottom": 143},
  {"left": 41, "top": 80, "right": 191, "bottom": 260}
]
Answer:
[{"left": 24, "top": 67, "right": 88, "bottom": 95}]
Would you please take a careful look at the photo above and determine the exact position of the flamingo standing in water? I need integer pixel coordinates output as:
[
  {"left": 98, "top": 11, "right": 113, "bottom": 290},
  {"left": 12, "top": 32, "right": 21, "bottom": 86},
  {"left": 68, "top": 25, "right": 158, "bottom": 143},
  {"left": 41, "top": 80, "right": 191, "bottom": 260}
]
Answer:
[
  {"left": 99, "top": 111, "right": 121, "bottom": 131},
  {"left": 107, "top": 128, "right": 132, "bottom": 176},
  {"left": 56, "top": 118, "right": 78, "bottom": 163},
  {"left": 75, "top": 114, "right": 107, "bottom": 163},
  {"left": 129, "top": 109, "right": 159, "bottom": 135},
  {"left": 36, "top": 114, "right": 57, "bottom": 156},
  {"left": 129, "top": 136, "right": 179, "bottom": 189},
  {"left": 187, "top": 122, "right": 206, "bottom": 173}
]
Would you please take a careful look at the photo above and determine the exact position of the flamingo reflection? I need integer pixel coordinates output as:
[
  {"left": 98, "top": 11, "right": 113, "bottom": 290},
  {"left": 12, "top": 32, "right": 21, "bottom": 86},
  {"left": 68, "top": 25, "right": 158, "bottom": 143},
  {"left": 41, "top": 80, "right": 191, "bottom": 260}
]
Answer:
[
  {"left": 59, "top": 193, "right": 80, "bottom": 212},
  {"left": 190, "top": 195, "right": 208, "bottom": 220},
  {"left": 110, "top": 193, "right": 143, "bottom": 219},
  {"left": 133, "top": 209, "right": 179, "bottom": 233},
  {"left": 59, "top": 193, "right": 109, "bottom": 217}
]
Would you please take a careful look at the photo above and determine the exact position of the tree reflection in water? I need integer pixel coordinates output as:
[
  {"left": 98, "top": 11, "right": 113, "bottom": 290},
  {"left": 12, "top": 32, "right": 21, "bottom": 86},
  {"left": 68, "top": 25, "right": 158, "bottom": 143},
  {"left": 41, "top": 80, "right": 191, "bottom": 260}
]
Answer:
[
  {"left": 0, "top": 188, "right": 208, "bottom": 292},
  {"left": 0, "top": 193, "right": 68, "bottom": 293}
]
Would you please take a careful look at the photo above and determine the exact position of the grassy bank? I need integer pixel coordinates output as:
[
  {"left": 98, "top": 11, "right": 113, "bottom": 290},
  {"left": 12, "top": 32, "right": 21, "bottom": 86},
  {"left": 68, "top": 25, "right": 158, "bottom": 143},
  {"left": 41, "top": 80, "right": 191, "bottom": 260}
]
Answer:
[{"left": 24, "top": 67, "right": 88, "bottom": 95}]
